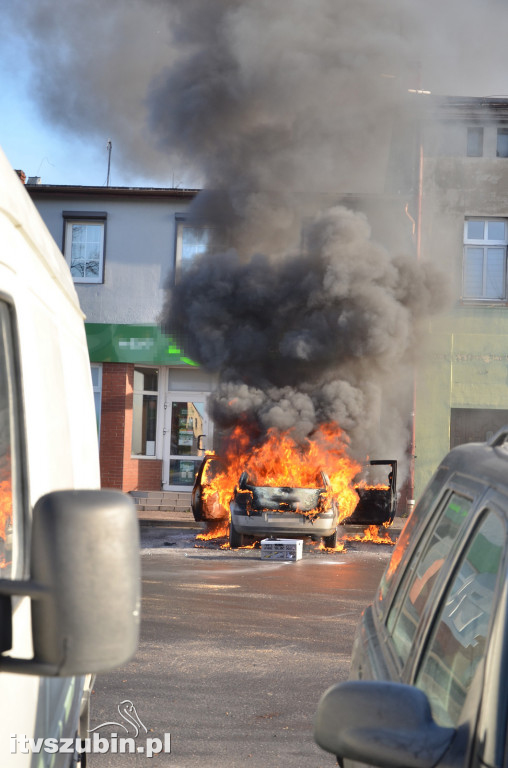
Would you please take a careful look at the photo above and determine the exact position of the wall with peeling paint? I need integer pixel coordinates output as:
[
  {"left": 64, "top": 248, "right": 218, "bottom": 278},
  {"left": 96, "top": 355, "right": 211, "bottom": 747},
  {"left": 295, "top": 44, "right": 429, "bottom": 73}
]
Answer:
[{"left": 415, "top": 101, "right": 508, "bottom": 498}]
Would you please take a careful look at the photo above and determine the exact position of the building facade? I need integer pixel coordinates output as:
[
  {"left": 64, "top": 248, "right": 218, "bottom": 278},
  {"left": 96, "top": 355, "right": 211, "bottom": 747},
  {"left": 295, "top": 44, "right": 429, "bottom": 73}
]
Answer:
[
  {"left": 415, "top": 97, "right": 508, "bottom": 497},
  {"left": 25, "top": 94, "right": 508, "bottom": 506},
  {"left": 27, "top": 184, "right": 217, "bottom": 495}
]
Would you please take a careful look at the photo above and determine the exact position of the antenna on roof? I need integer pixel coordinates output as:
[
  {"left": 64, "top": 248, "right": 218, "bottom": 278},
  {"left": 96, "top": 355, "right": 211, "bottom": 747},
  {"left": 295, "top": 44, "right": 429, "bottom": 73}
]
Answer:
[{"left": 106, "top": 139, "right": 112, "bottom": 186}]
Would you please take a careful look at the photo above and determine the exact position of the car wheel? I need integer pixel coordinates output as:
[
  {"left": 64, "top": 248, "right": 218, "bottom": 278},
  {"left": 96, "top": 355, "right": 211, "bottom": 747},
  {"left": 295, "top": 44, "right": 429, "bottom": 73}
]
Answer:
[
  {"left": 323, "top": 528, "right": 338, "bottom": 548},
  {"left": 228, "top": 520, "right": 244, "bottom": 548}
]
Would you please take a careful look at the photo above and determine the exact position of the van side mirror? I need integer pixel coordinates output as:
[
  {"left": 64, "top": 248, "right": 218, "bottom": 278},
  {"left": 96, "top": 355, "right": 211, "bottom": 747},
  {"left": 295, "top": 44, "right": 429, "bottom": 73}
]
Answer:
[{"left": 0, "top": 489, "right": 140, "bottom": 676}]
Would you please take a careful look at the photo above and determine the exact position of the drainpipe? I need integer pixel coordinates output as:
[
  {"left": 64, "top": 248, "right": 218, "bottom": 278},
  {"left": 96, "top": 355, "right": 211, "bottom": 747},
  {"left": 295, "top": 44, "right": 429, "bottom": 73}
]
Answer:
[{"left": 408, "top": 141, "right": 424, "bottom": 516}]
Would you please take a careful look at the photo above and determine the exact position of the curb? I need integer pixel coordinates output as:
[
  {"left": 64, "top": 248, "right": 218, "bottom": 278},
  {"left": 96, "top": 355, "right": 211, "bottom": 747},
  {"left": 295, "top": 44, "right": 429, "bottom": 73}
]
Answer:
[{"left": 138, "top": 518, "right": 201, "bottom": 529}]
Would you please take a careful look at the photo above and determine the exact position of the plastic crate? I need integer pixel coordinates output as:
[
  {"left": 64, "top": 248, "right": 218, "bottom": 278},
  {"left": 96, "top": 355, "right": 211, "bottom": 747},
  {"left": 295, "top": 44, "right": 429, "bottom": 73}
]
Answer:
[{"left": 260, "top": 538, "right": 303, "bottom": 561}]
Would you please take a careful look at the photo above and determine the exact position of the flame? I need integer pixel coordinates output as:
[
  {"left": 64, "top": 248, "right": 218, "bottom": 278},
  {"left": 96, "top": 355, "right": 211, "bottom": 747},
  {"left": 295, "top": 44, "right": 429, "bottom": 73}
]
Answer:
[
  {"left": 316, "top": 540, "right": 346, "bottom": 553},
  {"left": 194, "top": 526, "right": 259, "bottom": 549},
  {"left": 196, "top": 520, "right": 229, "bottom": 540},
  {"left": 194, "top": 520, "right": 258, "bottom": 548},
  {"left": 344, "top": 525, "right": 395, "bottom": 545},
  {"left": 201, "top": 423, "right": 361, "bottom": 522},
  {"left": 219, "top": 540, "right": 258, "bottom": 550},
  {"left": 354, "top": 481, "right": 390, "bottom": 491}
]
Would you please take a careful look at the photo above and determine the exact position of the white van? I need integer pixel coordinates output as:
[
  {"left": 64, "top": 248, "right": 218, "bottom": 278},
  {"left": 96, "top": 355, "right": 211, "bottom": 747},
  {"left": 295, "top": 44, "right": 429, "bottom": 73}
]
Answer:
[{"left": 0, "top": 147, "right": 140, "bottom": 766}]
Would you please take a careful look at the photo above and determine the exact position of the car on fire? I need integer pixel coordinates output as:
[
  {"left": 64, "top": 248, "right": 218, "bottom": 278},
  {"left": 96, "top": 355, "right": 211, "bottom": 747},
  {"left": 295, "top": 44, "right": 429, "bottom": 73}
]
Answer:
[
  {"left": 191, "top": 455, "right": 397, "bottom": 548},
  {"left": 228, "top": 469, "right": 339, "bottom": 548},
  {"left": 314, "top": 426, "right": 508, "bottom": 768}
]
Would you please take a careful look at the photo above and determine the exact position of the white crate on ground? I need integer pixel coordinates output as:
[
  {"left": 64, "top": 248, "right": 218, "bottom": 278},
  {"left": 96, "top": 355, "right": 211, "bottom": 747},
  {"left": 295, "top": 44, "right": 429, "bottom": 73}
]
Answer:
[{"left": 260, "top": 538, "right": 303, "bottom": 561}]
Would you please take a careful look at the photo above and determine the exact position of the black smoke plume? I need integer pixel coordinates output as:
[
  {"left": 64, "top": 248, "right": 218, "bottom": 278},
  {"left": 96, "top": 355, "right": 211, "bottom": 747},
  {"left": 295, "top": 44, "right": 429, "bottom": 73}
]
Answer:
[
  {"left": 163, "top": 204, "right": 447, "bottom": 466},
  {"left": 11, "top": 0, "right": 498, "bottom": 471}
]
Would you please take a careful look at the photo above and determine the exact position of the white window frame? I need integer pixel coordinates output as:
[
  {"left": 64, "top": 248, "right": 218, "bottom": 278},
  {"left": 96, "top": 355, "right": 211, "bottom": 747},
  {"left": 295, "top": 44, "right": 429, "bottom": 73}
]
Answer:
[
  {"left": 63, "top": 211, "right": 107, "bottom": 284},
  {"left": 463, "top": 218, "right": 508, "bottom": 301},
  {"left": 174, "top": 216, "right": 213, "bottom": 282},
  {"left": 131, "top": 366, "right": 159, "bottom": 459},
  {"left": 90, "top": 363, "right": 102, "bottom": 444}
]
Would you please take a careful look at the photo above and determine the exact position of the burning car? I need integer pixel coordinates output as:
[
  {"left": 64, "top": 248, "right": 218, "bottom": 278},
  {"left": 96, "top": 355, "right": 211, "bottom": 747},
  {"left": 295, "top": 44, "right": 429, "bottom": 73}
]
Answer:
[
  {"left": 228, "top": 469, "right": 339, "bottom": 548},
  {"left": 191, "top": 443, "right": 398, "bottom": 548}
]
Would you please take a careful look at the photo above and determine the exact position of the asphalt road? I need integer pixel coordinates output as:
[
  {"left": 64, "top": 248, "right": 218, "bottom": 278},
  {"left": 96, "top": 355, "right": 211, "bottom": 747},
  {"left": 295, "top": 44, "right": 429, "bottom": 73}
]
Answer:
[{"left": 88, "top": 527, "right": 393, "bottom": 768}]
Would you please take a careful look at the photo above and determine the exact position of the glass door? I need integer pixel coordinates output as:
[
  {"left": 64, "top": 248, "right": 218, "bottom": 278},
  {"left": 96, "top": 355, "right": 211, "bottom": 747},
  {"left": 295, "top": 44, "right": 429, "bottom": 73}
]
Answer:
[{"left": 163, "top": 395, "right": 209, "bottom": 489}]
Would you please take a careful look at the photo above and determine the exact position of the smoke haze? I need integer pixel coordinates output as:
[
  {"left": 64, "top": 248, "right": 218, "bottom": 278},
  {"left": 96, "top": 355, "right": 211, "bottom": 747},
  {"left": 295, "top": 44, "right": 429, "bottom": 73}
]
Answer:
[
  {"left": 5, "top": 0, "right": 504, "bottom": 471},
  {"left": 4, "top": 0, "right": 508, "bottom": 187}
]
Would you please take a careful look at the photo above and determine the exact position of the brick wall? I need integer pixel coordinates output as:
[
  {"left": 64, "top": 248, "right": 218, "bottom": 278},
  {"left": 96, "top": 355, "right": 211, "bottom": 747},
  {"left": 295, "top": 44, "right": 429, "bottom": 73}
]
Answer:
[
  {"left": 100, "top": 363, "right": 162, "bottom": 492},
  {"left": 99, "top": 363, "right": 129, "bottom": 489}
]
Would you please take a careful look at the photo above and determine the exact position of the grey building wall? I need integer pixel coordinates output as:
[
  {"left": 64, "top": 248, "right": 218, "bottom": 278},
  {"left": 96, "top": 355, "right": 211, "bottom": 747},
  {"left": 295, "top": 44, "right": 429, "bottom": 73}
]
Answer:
[{"left": 31, "top": 193, "right": 194, "bottom": 324}]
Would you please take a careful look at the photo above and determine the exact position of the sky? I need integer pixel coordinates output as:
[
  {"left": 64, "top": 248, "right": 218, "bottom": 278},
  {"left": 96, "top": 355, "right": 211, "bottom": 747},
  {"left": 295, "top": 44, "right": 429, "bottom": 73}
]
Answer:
[
  {"left": 0, "top": 54, "right": 179, "bottom": 189},
  {"left": 0, "top": 1, "right": 193, "bottom": 188},
  {"left": 2, "top": 0, "right": 508, "bottom": 189},
  {"left": 0, "top": 66, "right": 128, "bottom": 188}
]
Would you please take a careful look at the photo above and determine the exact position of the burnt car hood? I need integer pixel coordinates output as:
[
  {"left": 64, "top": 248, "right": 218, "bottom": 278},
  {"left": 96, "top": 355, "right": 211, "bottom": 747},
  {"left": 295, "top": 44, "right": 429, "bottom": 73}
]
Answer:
[{"left": 231, "top": 470, "right": 331, "bottom": 521}]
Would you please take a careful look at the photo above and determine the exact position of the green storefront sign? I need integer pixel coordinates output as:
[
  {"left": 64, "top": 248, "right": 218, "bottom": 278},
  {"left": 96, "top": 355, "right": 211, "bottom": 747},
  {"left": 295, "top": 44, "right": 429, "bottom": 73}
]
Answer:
[{"left": 85, "top": 323, "right": 198, "bottom": 366}]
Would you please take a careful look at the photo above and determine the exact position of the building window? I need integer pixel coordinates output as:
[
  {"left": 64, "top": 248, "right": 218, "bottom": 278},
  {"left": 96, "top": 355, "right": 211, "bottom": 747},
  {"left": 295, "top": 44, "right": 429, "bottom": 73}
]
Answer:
[
  {"left": 63, "top": 211, "right": 107, "bottom": 283},
  {"left": 174, "top": 217, "right": 212, "bottom": 280},
  {"left": 497, "top": 128, "right": 508, "bottom": 157},
  {"left": 90, "top": 364, "right": 102, "bottom": 442},
  {"left": 466, "top": 127, "right": 483, "bottom": 157},
  {"left": 463, "top": 218, "right": 507, "bottom": 300},
  {"left": 132, "top": 367, "right": 158, "bottom": 457}
]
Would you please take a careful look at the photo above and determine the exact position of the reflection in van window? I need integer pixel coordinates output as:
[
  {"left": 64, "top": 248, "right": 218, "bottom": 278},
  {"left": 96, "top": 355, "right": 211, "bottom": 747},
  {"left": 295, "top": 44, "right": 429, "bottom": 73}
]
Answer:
[
  {"left": 377, "top": 467, "right": 449, "bottom": 615},
  {"left": 0, "top": 302, "right": 20, "bottom": 578},
  {"left": 388, "top": 493, "right": 472, "bottom": 665},
  {"left": 416, "top": 511, "right": 505, "bottom": 727}
]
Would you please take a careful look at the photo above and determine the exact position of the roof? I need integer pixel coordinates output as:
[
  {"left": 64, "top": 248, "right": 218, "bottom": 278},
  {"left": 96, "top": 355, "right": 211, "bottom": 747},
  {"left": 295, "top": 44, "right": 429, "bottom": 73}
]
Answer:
[
  {"left": 427, "top": 94, "right": 508, "bottom": 121},
  {"left": 25, "top": 184, "right": 200, "bottom": 200}
]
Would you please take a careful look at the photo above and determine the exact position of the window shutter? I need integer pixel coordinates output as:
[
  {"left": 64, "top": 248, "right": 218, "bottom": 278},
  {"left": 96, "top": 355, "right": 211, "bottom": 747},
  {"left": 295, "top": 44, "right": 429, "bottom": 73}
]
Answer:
[
  {"left": 485, "top": 247, "right": 506, "bottom": 299},
  {"left": 463, "top": 247, "right": 484, "bottom": 297}
]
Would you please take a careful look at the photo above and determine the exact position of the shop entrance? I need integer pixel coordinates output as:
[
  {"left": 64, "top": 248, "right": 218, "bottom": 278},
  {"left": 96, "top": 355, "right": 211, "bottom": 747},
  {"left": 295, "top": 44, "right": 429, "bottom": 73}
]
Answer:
[{"left": 162, "top": 393, "right": 209, "bottom": 491}]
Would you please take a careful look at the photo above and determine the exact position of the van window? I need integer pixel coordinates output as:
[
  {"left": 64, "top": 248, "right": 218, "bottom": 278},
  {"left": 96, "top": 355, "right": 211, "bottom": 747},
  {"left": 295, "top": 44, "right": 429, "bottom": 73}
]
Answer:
[
  {"left": 0, "top": 302, "right": 23, "bottom": 579},
  {"left": 387, "top": 492, "right": 472, "bottom": 665},
  {"left": 416, "top": 510, "right": 505, "bottom": 727}
]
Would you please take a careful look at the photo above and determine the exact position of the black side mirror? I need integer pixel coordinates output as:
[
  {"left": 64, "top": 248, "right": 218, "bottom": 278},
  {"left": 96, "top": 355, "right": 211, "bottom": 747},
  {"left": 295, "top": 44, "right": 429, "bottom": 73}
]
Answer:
[{"left": 314, "top": 680, "right": 454, "bottom": 768}]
